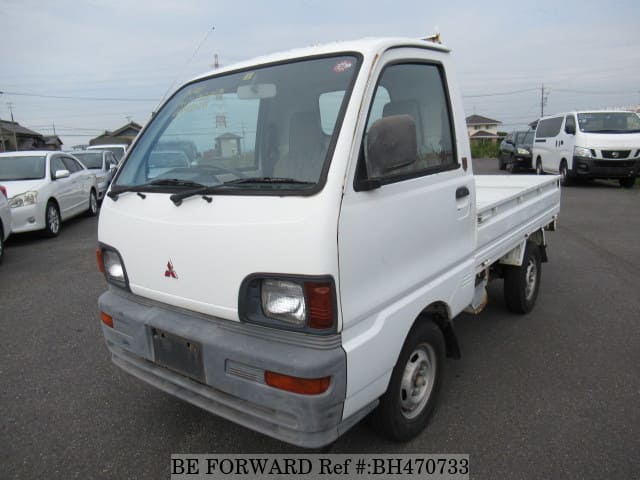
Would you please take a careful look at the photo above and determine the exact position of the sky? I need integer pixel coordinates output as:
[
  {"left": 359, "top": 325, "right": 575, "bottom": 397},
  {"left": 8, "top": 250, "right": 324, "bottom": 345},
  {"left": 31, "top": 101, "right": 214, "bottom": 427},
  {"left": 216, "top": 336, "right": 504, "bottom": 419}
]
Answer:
[{"left": 1, "top": 0, "right": 639, "bottom": 148}]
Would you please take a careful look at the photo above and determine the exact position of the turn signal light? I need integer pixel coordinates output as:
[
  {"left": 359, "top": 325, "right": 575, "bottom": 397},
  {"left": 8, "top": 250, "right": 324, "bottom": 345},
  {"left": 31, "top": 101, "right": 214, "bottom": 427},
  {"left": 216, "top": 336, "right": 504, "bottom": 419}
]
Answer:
[
  {"left": 264, "top": 371, "right": 330, "bottom": 395},
  {"left": 96, "top": 248, "right": 104, "bottom": 273},
  {"left": 100, "top": 312, "right": 114, "bottom": 328},
  {"left": 304, "top": 282, "right": 334, "bottom": 330}
]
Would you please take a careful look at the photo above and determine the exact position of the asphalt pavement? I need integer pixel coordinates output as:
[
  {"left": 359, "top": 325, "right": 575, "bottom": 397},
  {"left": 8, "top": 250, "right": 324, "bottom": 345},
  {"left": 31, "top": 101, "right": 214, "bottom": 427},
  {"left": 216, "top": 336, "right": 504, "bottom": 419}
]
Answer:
[{"left": 1, "top": 159, "right": 638, "bottom": 479}]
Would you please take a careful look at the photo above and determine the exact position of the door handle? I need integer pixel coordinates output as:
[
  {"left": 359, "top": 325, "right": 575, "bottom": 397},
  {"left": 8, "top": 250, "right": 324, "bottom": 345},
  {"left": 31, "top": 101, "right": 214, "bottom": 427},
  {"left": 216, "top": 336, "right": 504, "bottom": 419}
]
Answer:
[{"left": 456, "top": 186, "right": 470, "bottom": 199}]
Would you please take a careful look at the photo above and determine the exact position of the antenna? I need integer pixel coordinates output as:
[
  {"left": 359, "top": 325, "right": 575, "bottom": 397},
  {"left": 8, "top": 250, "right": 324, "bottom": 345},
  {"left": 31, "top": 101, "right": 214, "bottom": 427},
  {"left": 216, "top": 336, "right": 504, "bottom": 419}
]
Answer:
[{"left": 157, "top": 25, "right": 215, "bottom": 109}]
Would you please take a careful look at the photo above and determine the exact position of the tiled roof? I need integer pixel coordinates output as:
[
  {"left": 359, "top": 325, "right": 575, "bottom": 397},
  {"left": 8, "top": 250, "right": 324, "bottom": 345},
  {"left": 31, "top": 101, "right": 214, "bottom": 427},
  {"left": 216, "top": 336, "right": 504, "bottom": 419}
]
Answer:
[{"left": 466, "top": 114, "right": 501, "bottom": 125}]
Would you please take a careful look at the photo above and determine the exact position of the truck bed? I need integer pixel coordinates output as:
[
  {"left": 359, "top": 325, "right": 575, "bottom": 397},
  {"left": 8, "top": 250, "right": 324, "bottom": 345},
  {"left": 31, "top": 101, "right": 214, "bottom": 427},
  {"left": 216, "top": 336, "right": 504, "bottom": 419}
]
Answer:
[{"left": 473, "top": 175, "right": 561, "bottom": 272}]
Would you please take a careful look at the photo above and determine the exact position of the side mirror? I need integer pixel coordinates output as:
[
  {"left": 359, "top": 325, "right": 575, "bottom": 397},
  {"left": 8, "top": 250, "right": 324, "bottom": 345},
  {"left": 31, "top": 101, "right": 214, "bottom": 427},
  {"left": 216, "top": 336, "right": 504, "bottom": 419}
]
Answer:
[
  {"left": 54, "top": 169, "right": 70, "bottom": 180},
  {"left": 565, "top": 123, "right": 576, "bottom": 135},
  {"left": 361, "top": 114, "right": 417, "bottom": 189}
]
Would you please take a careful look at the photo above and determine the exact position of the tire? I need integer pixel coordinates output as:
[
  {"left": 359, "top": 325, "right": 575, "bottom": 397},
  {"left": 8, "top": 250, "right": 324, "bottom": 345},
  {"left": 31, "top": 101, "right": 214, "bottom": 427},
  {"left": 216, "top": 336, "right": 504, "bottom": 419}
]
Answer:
[
  {"left": 559, "top": 160, "right": 572, "bottom": 186},
  {"left": 535, "top": 158, "right": 544, "bottom": 175},
  {"left": 371, "top": 321, "right": 445, "bottom": 442},
  {"left": 507, "top": 154, "right": 516, "bottom": 173},
  {"left": 87, "top": 189, "right": 98, "bottom": 217},
  {"left": 504, "top": 241, "right": 542, "bottom": 314},
  {"left": 44, "top": 201, "right": 61, "bottom": 238},
  {"left": 619, "top": 177, "right": 635, "bottom": 189},
  {"left": 498, "top": 154, "right": 506, "bottom": 170}
]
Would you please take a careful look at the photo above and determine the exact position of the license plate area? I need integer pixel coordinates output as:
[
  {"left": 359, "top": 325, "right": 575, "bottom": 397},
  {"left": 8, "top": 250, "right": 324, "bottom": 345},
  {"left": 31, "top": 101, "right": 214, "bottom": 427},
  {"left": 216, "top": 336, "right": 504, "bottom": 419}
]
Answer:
[{"left": 150, "top": 327, "right": 205, "bottom": 383}]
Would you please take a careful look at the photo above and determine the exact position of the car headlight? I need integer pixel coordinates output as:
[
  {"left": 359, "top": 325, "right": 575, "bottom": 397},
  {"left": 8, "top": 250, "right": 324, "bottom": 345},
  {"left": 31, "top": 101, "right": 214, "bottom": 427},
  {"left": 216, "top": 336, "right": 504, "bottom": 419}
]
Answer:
[
  {"left": 261, "top": 280, "right": 306, "bottom": 325},
  {"left": 574, "top": 146, "right": 592, "bottom": 158},
  {"left": 517, "top": 148, "right": 530, "bottom": 155},
  {"left": 240, "top": 275, "right": 336, "bottom": 333},
  {"left": 9, "top": 191, "right": 37, "bottom": 208},
  {"left": 97, "top": 246, "right": 129, "bottom": 289}
]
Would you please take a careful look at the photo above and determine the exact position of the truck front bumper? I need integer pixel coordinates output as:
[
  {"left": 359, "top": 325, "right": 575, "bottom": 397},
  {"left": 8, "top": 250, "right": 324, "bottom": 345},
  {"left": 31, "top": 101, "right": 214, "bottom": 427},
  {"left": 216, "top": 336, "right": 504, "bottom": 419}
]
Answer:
[
  {"left": 572, "top": 156, "right": 640, "bottom": 179},
  {"left": 98, "top": 288, "right": 363, "bottom": 448}
]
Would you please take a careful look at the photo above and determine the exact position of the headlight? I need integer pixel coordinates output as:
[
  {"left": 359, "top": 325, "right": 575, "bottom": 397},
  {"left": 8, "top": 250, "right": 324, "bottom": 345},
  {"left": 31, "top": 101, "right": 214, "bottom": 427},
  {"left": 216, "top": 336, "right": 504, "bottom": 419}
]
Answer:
[
  {"left": 9, "top": 191, "right": 37, "bottom": 208},
  {"left": 517, "top": 148, "right": 530, "bottom": 155},
  {"left": 261, "top": 280, "right": 306, "bottom": 325},
  {"left": 574, "top": 146, "right": 592, "bottom": 158},
  {"left": 240, "top": 275, "right": 336, "bottom": 333},
  {"left": 97, "top": 246, "right": 129, "bottom": 289}
]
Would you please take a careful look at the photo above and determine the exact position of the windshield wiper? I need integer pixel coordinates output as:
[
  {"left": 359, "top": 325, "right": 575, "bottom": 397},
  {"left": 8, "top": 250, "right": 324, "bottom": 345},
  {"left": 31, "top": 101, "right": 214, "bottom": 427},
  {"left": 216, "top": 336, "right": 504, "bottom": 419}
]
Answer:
[
  {"left": 222, "top": 177, "right": 315, "bottom": 186},
  {"left": 107, "top": 178, "right": 207, "bottom": 201}
]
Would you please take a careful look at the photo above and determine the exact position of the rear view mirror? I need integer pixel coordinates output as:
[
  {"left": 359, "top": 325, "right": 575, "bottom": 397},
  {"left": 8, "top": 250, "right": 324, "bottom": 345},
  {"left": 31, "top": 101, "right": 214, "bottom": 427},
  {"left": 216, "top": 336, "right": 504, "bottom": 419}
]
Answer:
[
  {"left": 54, "top": 169, "right": 70, "bottom": 179},
  {"left": 365, "top": 114, "right": 417, "bottom": 181},
  {"left": 237, "top": 83, "right": 276, "bottom": 99},
  {"left": 565, "top": 123, "right": 576, "bottom": 135}
]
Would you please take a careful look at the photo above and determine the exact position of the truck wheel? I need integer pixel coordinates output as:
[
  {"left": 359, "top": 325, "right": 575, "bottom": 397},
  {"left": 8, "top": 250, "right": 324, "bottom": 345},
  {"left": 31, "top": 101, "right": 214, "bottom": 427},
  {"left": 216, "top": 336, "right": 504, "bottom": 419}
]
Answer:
[
  {"left": 619, "top": 177, "right": 635, "bottom": 189},
  {"left": 372, "top": 321, "right": 445, "bottom": 441},
  {"left": 44, "top": 201, "right": 61, "bottom": 238},
  {"left": 536, "top": 159, "right": 544, "bottom": 175},
  {"left": 504, "top": 241, "right": 541, "bottom": 314}
]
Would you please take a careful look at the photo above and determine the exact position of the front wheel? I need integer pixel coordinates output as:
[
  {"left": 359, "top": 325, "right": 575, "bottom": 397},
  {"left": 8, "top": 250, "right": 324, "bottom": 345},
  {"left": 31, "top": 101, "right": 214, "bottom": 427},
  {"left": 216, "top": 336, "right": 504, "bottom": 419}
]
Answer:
[
  {"left": 87, "top": 189, "right": 98, "bottom": 217},
  {"left": 371, "top": 321, "right": 445, "bottom": 441},
  {"left": 507, "top": 154, "right": 516, "bottom": 173},
  {"left": 536, "top": 159, "right": 544, "bottom": 175},
  {"left": 0, "top": 225, "right": 4, "bottom": 264},
  {"left": 504, "top": 241, "right": 542, "bottom": 314},
  {"left": 619, "top": 177, "right": 635, "bottom": 189},
  {"left": 559, "top": 160, "right": 572, "bottom": 186},
  {"left": 44, "top": 201, "right": 61, "bottom": 238}
]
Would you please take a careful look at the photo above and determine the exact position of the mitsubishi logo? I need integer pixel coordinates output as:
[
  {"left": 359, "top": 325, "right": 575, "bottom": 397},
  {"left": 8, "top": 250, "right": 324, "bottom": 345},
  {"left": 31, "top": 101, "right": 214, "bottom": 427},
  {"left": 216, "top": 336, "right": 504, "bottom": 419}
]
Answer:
[
  {"left": 164, "top": 260, "right": 178, "bottom": 279},
  {"left": 611, "top": 151, "right": 619, "bottom": 158}
]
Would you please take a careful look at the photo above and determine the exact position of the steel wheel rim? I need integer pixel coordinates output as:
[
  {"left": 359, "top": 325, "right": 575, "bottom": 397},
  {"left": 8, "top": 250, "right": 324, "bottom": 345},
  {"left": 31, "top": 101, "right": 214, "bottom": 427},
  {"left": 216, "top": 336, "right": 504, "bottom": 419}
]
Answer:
[
  {"left": 524, "top": 258, "right": 538, "bottom": 301},
  {"left": 48, "top": 205, "right": 59, "bottom": 234},
  {"left": 400, "top": 344, "right": 436, "bottom": 419}
]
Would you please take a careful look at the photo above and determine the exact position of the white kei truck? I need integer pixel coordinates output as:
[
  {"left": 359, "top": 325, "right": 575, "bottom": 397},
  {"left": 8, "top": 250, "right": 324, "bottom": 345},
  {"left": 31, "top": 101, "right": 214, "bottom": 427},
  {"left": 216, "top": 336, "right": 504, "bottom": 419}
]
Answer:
[{"left": 97, "top": 37, "right": 560, "bottom": 448}]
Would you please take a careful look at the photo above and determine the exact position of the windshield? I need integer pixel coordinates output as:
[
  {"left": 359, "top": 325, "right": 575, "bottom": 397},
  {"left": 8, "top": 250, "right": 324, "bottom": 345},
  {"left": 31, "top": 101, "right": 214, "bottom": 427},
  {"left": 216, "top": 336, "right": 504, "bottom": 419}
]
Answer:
[
  {"left": 114, "top": 54, "right": 360, "bottom": 194},
  {"left": 577, "top": 112, "right": 640, "bottom": 133},
  {"left": 0, "top": 155, "right": 46, "bottom": 181},
  {"left": 73, "top": 152, "right": 103, "bottom": 169},
  {"left": 521, "top": 131, "right": 534, "bottom": 144}
]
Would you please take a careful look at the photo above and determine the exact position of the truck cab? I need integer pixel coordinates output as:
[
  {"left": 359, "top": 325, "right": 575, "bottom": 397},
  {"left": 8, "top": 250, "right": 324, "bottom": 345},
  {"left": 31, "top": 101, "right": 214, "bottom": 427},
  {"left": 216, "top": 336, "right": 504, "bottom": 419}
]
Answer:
[{"left": 97, "top": 38, "right": 560, "bottom": 447}]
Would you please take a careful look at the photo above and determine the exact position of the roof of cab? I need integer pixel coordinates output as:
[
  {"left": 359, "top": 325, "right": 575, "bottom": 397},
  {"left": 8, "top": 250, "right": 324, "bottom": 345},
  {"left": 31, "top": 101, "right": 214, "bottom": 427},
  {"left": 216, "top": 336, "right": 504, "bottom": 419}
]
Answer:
[{"left": 190, "top": 37, "right": 450, "bottom": 84}]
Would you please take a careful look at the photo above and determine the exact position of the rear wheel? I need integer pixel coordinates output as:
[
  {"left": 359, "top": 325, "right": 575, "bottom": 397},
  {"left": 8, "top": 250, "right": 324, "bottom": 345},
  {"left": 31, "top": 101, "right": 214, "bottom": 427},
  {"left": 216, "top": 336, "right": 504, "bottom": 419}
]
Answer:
[
  {"left": 372, "top": 321, "right": 445, "bottom": 441},
  {"left": 504, "top": 241, "right": 542, "bottom": 314},
  {"left": 44, "top": 201, "right": 61, "bottom": 238},
  {"left": 619, "top": 177, "right": 635, "bottom": 189}
]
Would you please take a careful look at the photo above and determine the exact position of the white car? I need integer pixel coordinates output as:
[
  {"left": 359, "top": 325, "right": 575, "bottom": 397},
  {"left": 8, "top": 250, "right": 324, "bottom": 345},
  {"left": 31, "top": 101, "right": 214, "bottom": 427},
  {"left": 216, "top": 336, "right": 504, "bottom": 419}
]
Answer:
[
  {"left": 0, "top": 184, "right": 11, "bottom": 263},
  {"left": 87, "top": 144, "right": 127, "bottom": 164},
  {"left": 0, "top": 151, "right": 99, "bottom": 237},
  {"left": 72, "top": 150, "right": 119, "bottom": 200}
]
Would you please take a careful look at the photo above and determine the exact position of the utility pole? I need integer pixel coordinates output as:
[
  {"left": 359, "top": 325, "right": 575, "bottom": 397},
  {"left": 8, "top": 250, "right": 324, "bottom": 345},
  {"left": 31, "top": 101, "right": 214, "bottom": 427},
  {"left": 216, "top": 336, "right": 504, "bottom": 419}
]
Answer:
[
  {"left": 8, "top": 102, "right": 18, "bottom": 151},
  {"left": 52, "top": 122, "right": 57, "bottom": 136},
  {"left": 540, "top": 84, "right": 549, "bottom": 117}
]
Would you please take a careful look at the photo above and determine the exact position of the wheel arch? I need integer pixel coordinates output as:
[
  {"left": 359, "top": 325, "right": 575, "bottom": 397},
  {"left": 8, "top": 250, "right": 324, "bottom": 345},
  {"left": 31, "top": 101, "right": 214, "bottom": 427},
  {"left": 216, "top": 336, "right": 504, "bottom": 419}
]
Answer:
[{"left": 415, "top": 301, "right": 460, "bottom": 359}]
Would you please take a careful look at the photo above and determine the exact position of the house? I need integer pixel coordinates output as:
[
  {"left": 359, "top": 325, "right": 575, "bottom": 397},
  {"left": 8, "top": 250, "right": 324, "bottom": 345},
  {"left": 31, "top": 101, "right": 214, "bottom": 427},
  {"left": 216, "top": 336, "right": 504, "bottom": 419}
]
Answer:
[
  {"left": 0, "top": 119, "right": 45, "bottom": 152},
  {"left": 43, "top": 135, "right": 63, "bottom": 151},
  {"left": 215, "top": 132, "right": 242, "bottom": 157},
  {"left": 466, "top": 114, "right": 502, "bottom": 142},
  {"left": 89, "top": 121, "right": 142, "bottom": 147}
]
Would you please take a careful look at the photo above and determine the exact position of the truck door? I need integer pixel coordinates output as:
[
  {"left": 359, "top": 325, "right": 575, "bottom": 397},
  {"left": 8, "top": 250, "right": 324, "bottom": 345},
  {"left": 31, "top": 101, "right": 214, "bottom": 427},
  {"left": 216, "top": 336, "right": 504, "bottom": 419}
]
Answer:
[{"left": 337, "top": 53, "right": 476, "bottom": 412}]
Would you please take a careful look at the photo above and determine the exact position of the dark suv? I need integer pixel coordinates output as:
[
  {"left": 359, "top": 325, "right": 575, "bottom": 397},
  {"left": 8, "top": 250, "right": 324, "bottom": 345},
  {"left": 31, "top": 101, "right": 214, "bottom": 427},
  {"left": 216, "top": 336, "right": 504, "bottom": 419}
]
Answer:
[{"left": 499, "top": 130, "right": 534, "bottom": 172}]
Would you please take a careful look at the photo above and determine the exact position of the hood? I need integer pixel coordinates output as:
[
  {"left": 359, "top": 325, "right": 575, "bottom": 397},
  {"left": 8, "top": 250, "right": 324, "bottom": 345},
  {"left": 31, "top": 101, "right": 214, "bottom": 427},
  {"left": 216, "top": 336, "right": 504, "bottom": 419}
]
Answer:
[
  {"left": 578, "top": 132, "right": 640, "bottom": 150},
  {"left": 98, "top": 192, "right": 340, "bottom": 322},
  {"left": 0, "top": 179, "right": 47, "bottom": 199}
]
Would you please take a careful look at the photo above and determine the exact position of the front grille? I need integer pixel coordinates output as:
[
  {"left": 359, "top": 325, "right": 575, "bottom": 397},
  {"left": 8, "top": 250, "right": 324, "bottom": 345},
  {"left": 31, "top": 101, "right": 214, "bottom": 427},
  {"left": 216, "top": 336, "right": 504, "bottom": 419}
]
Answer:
[
  {"left": 593, "top": 160, "right": 634, "bottom": 167},
  {"left": 601, "top": 150, "right": 630, "bottom": 159}
]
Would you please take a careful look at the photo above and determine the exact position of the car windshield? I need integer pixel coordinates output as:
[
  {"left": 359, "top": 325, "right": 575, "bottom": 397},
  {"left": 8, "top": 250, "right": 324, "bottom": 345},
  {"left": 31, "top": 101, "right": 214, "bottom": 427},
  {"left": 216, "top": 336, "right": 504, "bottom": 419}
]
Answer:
[
  {"left": 73, "top": 152, "right": 103, "bottom": 169},
  {"left": 0, "top": 155, "right": 46, "bottom": 181},
  {"left": 114, "top": 54, "right": 360, "bottom": 194},
  {"left": 522, "top": 131, "right": 534, "bottom": 144},
  {"left": 577, "top": 112, "right": 640, "bottom": 133}
]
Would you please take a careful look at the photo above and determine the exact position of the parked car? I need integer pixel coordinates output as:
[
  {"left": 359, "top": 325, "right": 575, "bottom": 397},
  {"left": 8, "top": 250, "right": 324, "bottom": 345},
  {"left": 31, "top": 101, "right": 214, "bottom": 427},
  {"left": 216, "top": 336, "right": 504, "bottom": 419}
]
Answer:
[
  {"left": 0, "top": 184, "right": 11, "bottom": 263},
  {"left": 87, "top": 144, "right": 128, "bottom": 164},
  {"left": 72, "top": 150, "right": 119, "bottom": 200},
  {"left": 499, "top": 130, "right": 534, "bottom": 172},
  {"left": 97, "top": 37, "right": 560, "bottom": 448},
  {"left": 533, "top": 111, "right": 640, "bottom": 188},
  {"left": 0, "top": 151, "right": 98, "bottom": 237}
]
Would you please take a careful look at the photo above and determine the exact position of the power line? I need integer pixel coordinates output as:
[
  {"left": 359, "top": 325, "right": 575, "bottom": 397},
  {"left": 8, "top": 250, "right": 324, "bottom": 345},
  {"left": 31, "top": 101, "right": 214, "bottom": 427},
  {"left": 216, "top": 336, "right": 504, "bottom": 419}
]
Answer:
[
  {"left": 1, "top": 90, "right": 157, "bottom": 102},
  {"left": 462, "top": 88, "right": 538, "bottom": 98}
]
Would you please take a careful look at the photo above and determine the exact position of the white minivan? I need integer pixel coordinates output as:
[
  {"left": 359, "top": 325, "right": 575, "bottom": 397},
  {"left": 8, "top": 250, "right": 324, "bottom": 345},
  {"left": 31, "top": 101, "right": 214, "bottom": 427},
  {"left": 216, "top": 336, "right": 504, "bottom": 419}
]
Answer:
[{"left": 533, "top": 110, "right": 640, "bottom": 188}]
